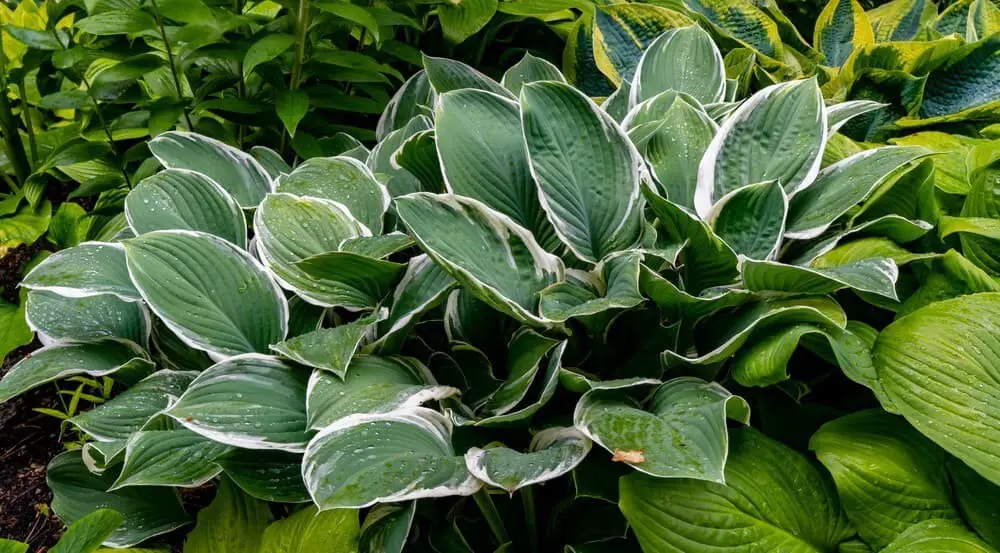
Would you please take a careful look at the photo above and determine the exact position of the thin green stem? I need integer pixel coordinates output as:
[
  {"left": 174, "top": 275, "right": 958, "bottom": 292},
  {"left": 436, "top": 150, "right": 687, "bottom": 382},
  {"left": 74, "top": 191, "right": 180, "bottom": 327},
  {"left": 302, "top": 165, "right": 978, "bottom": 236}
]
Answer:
[
  {"left": 289, "top": 0, "right": 310, "bottom": 90},
  {"left": 473, "top": 488, "right": 509, "bottom": 546},
  {"left": 148, "top": 0, "right": 194, "bottom": 130},
  {"left": 522, "top": 486, "right": 539, "bottom": 553},
  {"left": 17, "top": 81, "right": 38, "bottom": 166}
]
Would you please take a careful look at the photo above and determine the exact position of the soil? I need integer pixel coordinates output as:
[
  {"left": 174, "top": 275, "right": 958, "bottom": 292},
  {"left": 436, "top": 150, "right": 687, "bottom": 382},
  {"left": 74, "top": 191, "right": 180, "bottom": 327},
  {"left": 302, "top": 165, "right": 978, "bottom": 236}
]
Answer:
[{"left": 0, "top": 341, "right": 64, "bottom": 551}]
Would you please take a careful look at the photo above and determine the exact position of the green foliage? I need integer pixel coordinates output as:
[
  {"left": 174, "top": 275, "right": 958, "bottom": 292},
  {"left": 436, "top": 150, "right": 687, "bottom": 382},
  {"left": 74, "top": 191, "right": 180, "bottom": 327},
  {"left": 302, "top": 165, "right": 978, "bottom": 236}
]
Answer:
[{"left": 4, "top": 0, "right": 1000, "bottom": 552}]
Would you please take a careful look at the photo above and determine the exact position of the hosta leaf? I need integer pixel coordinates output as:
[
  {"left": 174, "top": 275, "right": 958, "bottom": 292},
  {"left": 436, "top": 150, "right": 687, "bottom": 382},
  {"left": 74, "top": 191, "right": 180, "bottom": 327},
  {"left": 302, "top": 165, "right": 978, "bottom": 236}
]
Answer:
[
  {"left": 573, "top": 377, "right": 748, "bottom": 481},
  {"left": 22, "top": 242, "right": 139, "bottom": 301},
  {"left": 521, "top": 81, "right": 645, "bottom": 262},
  {"left": 620, "top": 428, "right": 853, "bottom": 553},
  {"left": 918, "top": 37, "right": 1000, "bottom": 119},
  {"left": 643, "top": 188, "right": 739, "bottom": 293},
  {"left": 478, "top": 328, "right": 560, "bottom": 416},
  {"left": 254, "top": 193, "right": 382, "bottom": 309},
  {"left": 112, "top": 429, "right": 232, "bottom": 490},
  {"left": 710, "top": 180, "right": 787, "bottom": 260},
  {"left": 306, "top": 355, "right": 458, "bottom": 429},
  {"left": 631, "top": 25, "right": 725, "bottom": 105},
  {"left": 695, "top": 78, "right": 827, "bottom": 218},
  {"left": 274, "top": 157, "right": 389, "bottom": 234},
  {"left": 47, "top": 451, "right": 188, "bottom": 548},
  {"left": 686, "top": 0, "right": 783, "bottom": 58},
  {"left": 592, "top": 4, "right": 692, "bottom": 85},
  {"left": 539, "top": 251, "right": 644, "bottom": 322},
  {"left": 374, "top": 255, "right": 457, "bottom": 352},
  {"left": 395, "top": 193, "right": 564, "bottom": 327},
  {"left": 810, "top": 410, "right": 960, "bottom": 549},
  {"left": 182, "top": 476, "right": 270, "bottom": 553},
  {"left": 125, "top": 169, "right": 246, "bottom": 248},
  {"left": 502, "top": 53, "right": 566, "bottom": 96},
  {"left": 148, "top": 132, "right": 272, "bottom": 208},
  {"left": 465, "top": 427, "right": 591, "bottom": 492},
  {"left": 881, "top": 519, "right": 996, "bottom": 553},
  {"left": 293, "top": 252, "right": 404, "bottom": 311},
  {"left": 827, "top": 101, "right": 887, "bottom": 135},
  {"left": 564, "top": 13, "right": 615, "bottom": 97},
  {"left": 341, "top": 234, "right": 414, "bottom": 260},
  {"left": 125, "top": 230, "right": 288, "bottom": 357},
  {"left": 663, "top": 297, "right": 846, "bottom": 366},
  {"left": 303, "top": 407, "right": 481, "bottom": 508},
  {"left": 874, "top": 292, "right": 1000, "bottom": 486},
  {"left": 788, "top": 215, "right": 932, "bottom": 266},
  {"left": 436, "top": 89, "right": 556, "bottom": 251},
  {"left": 437, "top": 0, "right": 497, "bottom": 43},
  {"left": 0, "top": 339, "right": 152, "bottom": 403},
  {"left": 258, "top": 505, "right": 359, "bottom": 553},
  {"left": 216, "top": 450, "right": 310, "bottom": 503},
  {"left": 49, "top": 509, "right": 124, "bottom": 553},
  {"left": 167, "top": 354, "right": 311, "bottom": 452},
  {"left": 958, "top": 153, "right": 1000, "bottom": 275},
  {"left": 632, "top": 97, "right": 716, "bottom": 211},
  {"left": 270, "top": 312, "right": 384, "bottom": 378},
  {"left": 785, "top": 146, "right": 930, "bottom": 239},
  {"left": 422, "top": 54, "right": 511, "bottom": 97},
  {"left": 815, "top": 0, "right": 875, "bottom": 67},
  {"left": 82, "top": 440, "right": 127, "bottom": 475},
  {"left": 376, "top": 71, "right": 435, "bottom": 141},
  {"left": 70, "top": 370, "right": 196, "bottom": 442},
  {"left": 731, "top": 322, "right": 876, "bottom": 389},
  {"left": 359, "top": 502, "right": 416, "bottom": 553},
  {"left": 949, "top": 458, "right": 1000, "bottom": 548},
  {"left": 889, "top": 132, "right": 985, "bottom": 195},
  {"left": 250, "top": 146, "right": 291, "bottom": 179},
  {"left": 740, "top": 257, "right": 899, "bottom": 299},
  {"left": 25, "top": 290, "right": 149, "bottom": 345},
  {"left": 393, "top": 130, "right": 444, "bottom": 193},
  {"left": 868, "top": 0, "right": 936, "bottom": 41}
]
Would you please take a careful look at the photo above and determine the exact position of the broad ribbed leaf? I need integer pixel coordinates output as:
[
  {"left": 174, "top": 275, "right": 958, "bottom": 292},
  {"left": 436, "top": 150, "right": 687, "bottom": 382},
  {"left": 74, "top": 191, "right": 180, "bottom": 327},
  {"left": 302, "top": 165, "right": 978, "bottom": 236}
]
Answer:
[
  {"left": 919, "top": 36, "right": 1000, "bottom": 118},
  {"left": 814, "top": 0, "right": 874, "bottom": 67},
  {"left": 785, "top": 146, "right": 930, "bottom": 239},
  {"left": 465, "top": 427, "right": 591, "bottom": 492},
  {"left": 810, "top": 410, "right": 960, "bottom": 548},
  {"left": 112, "top": 429, "right": 232, "bottom": 490},
  {"left": 395, "top": 193, "right": 564, "bottom": 326},
  {"left": 274, "top": 157, "right": 389, "bottom": 234},
  {"left": 479, "top": 328, "right": 560, "bottom": 416},
  {"left": 374, "top": 255, "right": 457, "bottom": 352},
  {"left": 22, "top": 242, "right": 139, "bottom": 301},
  {"left": 949, "top": 458, "right": 1000, "bottom": 549},
  {"left": 148, "top": 131, "right": 272, "bottom": 208},
  {"left": 958, "top": 152, "right": 1000, "bottom": 275},
  {"left": 303, "top": 407, "right": 481, "bottom": 508},
  {"left": 392, "top": 130, "right": 443, "bottom": 193},
  {"left": 125, "top": 169, "right": 246, "bottom": 247},
  {"left": 827, "top": 100, "right": 887, "bottom": 135},
  {"left": 521, "top": 81, "right": 645, "bottom": 262},
  {"left": 620, "top": 428, "right": 853, "bottom": 553},
  {"left": 574, "top": 377, "right": 748, "bottom": 481},
  {"left": 306, "top": 355, "right": 457, "bottom": 429},
  {"left": 501, "top": 53, "right": 565, "bottom": 96},
  {"left": 70, "top": 370, "right": 196, "bottom": 441},
  {"left": 874, "top": 292, "right": 1000, "bottom": 486},
  {"left": 631, "top": 25, "right": 725, "bottom": 105},
  {"left": 167, "top": 354, "right": 311, "bottom": 452},
  {"left": 376, "top": 71, "right": 435, "bottom": 141},
  {"left": 258, "top": 505, "right": 359, "bottom": 553},
  {"left": 359, "top": 502, "right": 415, "bottom": 553},
  {"left": 592, "top": 4, "right": 692, "bottom": 84},
  {"left": 539, "top": 250, "right": 644, "bottom": 322},
  {"left": 294, "top": 252, "right": 405, "bottom": 310},
  {"left": 663, "top": 297, "right": 846, "bottom": 366},
  {"left": 182, "top": 476, "right": 270, "bottom": 553},
  {"left": 125, "top": 230, "right": 288, "bottom": 357},
  {"left": 47, "top": 451, "right": 188, "bottom": 548},
  {"left": 695, "top": 78, "right": 827, "bottom": 218},
  {"left": 216, "top": 450, "right": 310, "bottom": 503},
  {"left": 436, "top": 89, "right": 557, "bottom": 250},
  {"left": 270, "top": 312, "right": 383, "bottom": 378},
  {"left": 881, "top": 519, "right": 996, "bottom": 553},
  {"left": 710, "top": 180, "right": 787, "bottom": 260},
  {"left": 25, "top": 290, "right": 149, "bottom": 345},
  {"left": 0, "top": 340, "right": 152, "bottom": 403},
  {"left": 740, "top": 257, "right": 899, "bottom": 299},
  {"left": 422, "top": 54, "right": 511, "bottom": 97},
  {"left": 250, "top": 146, "right": 291, "bottom": 179},
  {"left": 632, "top": 97, "right": 716, "bottom": 211}
]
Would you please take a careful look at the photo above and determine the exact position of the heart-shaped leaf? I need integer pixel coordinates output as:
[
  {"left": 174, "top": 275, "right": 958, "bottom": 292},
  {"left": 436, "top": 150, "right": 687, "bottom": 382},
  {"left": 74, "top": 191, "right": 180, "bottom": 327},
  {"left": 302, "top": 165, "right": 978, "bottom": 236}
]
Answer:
[{"left": 465, "top": 427, "right": 592, "bottom": 493}]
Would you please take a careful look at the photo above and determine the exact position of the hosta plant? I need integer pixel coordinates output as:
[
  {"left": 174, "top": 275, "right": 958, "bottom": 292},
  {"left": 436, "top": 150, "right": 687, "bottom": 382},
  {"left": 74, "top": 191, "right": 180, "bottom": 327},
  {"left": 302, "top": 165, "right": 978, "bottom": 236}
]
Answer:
[{"left": 4, "top": 22, "right": 1000, "bottom": 553}]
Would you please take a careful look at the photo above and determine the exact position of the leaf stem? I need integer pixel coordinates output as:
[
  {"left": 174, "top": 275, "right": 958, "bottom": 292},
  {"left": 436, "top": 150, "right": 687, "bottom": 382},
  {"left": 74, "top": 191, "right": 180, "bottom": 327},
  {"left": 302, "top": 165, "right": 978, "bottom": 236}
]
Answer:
[
  {"left": 473, "top": 488, "right": 509, "bottom": 546},
  {"left": 522, "top": 486, "right": 539, "bottom": 553},
  {"left": 17, "top": 80, "right": 38, "bottom": 166},
  {"left": 148, "top": 0, "right": 195, "bottom": 131}
]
